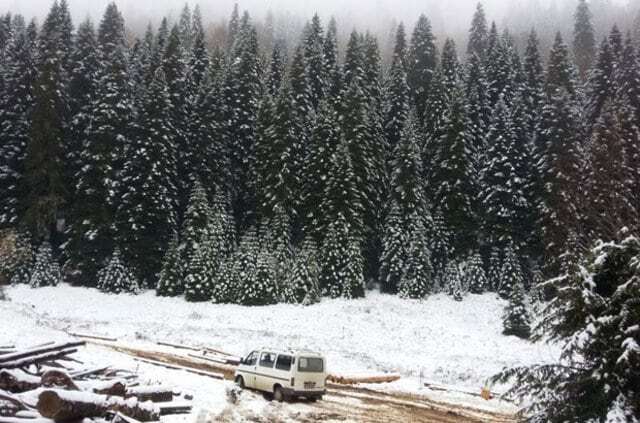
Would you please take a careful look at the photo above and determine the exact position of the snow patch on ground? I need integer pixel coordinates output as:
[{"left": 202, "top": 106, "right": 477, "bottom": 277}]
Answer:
[{"left": 2, "top": 284, "right": 559, "bottom": 392}]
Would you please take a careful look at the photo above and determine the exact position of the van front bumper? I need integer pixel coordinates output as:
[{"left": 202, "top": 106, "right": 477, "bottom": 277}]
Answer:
[{"left": 282, "top": 388, "right": 326, "bottom": 398}]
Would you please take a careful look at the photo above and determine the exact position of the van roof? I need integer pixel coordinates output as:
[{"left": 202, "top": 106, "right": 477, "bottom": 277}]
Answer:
[{"left": 258, "top": 347, "right": 323, "bottom": 357}]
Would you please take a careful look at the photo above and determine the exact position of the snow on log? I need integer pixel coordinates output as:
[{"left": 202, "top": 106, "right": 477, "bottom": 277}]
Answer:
[
  {"left": 70, "top": 367, "right": 110, "bottom": 379},
  {"left": 66, "top": 333, "right": 117, "bottom": 343},
  {"left": 0, "top": 350, "right": 79, "bottom": 370},
  {"left": 36, "top": 389, "right": 159, "bottom": 422},
  {"left": 327, "top": 373, "right": 401, "bottom": 385},
  {"left": 76, "top": 379, "right": 126, "bottom": 397},
  {"left": 158, "top": 403, "right": 192, "bottom": 416},
  {"left": 125, "top": 386, "right": 173, "bottom": 403},
  {"left": 133, "top": 358, "right": 224, "bottom": 380},
  {"left": 0, "top": 343, "right": 85, "bottom": 366},
  {"left": 0, "top": 370, "right": 40, "bottom": 393},
  {"left": 155, "top": 342, "right": 200, "bottom": 352}
]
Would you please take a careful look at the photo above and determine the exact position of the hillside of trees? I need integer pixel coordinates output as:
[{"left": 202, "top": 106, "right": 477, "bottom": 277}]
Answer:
[{"left": 0, "top": 0, "right": 638, "bottom": 306}]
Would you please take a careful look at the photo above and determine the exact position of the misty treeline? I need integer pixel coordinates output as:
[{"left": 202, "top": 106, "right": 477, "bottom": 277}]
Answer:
[{"left": 0, "top": 0, "right": 639, "bottom": 306}]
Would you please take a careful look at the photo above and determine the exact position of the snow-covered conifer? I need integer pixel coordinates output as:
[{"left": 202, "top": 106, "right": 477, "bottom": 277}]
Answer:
[
  {"left": 398, "top": 213, "right": 432, "bottom": 299},
  {"left": 463, "top": 253, "right": 488, "bottom": 294},
  {"left": 29, "top": 242, "right": 60, "bottom": 288},
  {"left": 156, "top": 234, "right": 183, "bottom": 297},
  {"left": 184, "top": 239, "right": 212, "bottom": 302},
  {"left": 498, "top": 243, "right": 523, "bottom": 299},
  {"left": 97, "top": 248, "right": 139, "bottom": 294},
  {"left": 285, "top": 238, "right": 320, "bottom": 304},
  {"left": 379, "top": 202, "right": 405, "bottom": 294},
  {"left": 502, "top": 279, "right": 531, "bottom": 339}
]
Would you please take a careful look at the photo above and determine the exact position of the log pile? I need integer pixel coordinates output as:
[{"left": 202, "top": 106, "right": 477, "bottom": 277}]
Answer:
[
  {"left": 327, "top": 372, "right": 401, "bottom": 385},
  {"left": 0, "top": 341, "right": 191, "bottom": 423}
]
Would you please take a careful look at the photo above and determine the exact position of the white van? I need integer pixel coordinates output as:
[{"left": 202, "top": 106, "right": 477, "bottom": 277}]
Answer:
[{"left": 234, "top": 348, "right": 327, "bottom": 402}]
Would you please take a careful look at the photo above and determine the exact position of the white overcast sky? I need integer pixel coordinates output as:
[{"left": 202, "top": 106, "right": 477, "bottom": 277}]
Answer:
[{"left": 0, "top": 0, "right": 634, "bottom": 35}]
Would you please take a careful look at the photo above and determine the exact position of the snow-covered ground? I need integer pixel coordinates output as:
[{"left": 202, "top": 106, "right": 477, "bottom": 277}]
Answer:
[{"left": 0, "top": 284, "right": 559, "bottom": 420}]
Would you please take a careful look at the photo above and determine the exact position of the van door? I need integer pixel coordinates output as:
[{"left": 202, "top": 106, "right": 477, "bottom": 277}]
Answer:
[
  {"left": 274, "top": 354, "right": 294, "bottom": 389},
  {"left": 257, "top": 351, "right": 276, "bottom": 391},
  {"left": 242, "top": 351, "right": 259, "bottom": 389}
]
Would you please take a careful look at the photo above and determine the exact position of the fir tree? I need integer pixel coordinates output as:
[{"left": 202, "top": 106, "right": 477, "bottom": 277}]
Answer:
[
  {"left": 383, "top": 25, "right": 410, "bottom": 156},
  {"left": 116, "top": 68, "right": 178, "bottom": 285},
  {"left": 285, "top": 238, "right": 320, "bottom": 304},
  {"left": 179, "top": 179, "right": 212, "bottom": 290},
  {"left": 494, "top": 235, "right": 640, "bottom": 421},
  {"left": 156, "top": 234, "right": 183, "bottom": 297},
  {"left": 225, "top": 12, "right": 261, "bottom": 230},
  {"left": 407, "top": 14, "right": 437, "bottom": 120},
  {"left": 502, "top": 278, "right": 531, "bottom": 339},
  {"left": 267, "top": 40, "right": 287, "bottom": 97},
  {"left": 323, "top": 18, "right": 340, "bottom": 99},
  {"left": 97, "top": 248, "right": 139, "bottom": 294},
  {"left": 443, "top": 260, "right": 463, "bottom": 300},
  {"left": 546, "top": 33, "right": 579, "bottom": 97},
  {"left": 498, "top": 242, "right": 523, "bottom": 299},
  {"left": 303, "top": 100, "right": 340, "bottom": 242},
  {"left": 0, "top": 19, "right": 37, "bottom": 229},
  {"left": 430, "top": 83, "right": 477, "bottom": 256},
  {"left": 1, "top": 230, "right": 33, "bottom": 285},
  {"left": 65, "top": 2, "right": 134, "bottom": 284},
  {"left": 467, "top": 3, "right": 488, "bottom": 60},
  {"left": 429, "top": 210, "right": 451, "bottom": 292},
  {"left": 585, "top": 36, "right": 617, "bottom": 129},
  {"left": 379, "top": 201, "right": 405, "bottom": 294},
  {"left": 573, "top": 0, "right": 596, "bottom": 80},
  {"left": 302, "top": 14, "right": 325, "bottom": 110},
  {"left": 190, "top": 6, "right": 209, "bottom": 91},
  {"left": 362, "top": 32, "right": 382, "bottom": 104},
  {"left": 29, "top": 242, "right": 60, "bottom": 288},
  {"left": 319, "top": 213, "right": 365, "bottom": 299},
  {"left": 463, "top": 253, "right": 488, "bottom": 294},
  {"left": 398, "top": 212, "right": 433, "bottom": 299},
  {"left": 184, "top": 237, "right": 212, "bottom": 302}
]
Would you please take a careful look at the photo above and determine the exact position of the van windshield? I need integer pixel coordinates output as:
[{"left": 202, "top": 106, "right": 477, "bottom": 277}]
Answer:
[{"left": 298, "top": 357, "right": 323, "bottom": 373}]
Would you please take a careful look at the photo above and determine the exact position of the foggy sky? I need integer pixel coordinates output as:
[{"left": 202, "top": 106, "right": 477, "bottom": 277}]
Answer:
[{"left": 0, "top": 0, "right": 635, "bottom": 39}]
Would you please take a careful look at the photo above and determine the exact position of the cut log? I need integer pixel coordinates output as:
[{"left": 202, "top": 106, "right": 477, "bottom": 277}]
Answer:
[
  {"left": 37, "top": 389, "right": 159, "bottom": 422},
  {"left": 70, "top": 367, "right": 110, "bottom": 379},
  {"left": 0, "top": 342, "right": 85, "bottom": 367},
  {"left": 133, "top": 358, "right": 223, "bottom": 380},
  {"left": 40, "top": 371, "right": 78, "bottom": 391},
  {"left": 125, "top": 386, "right": 172, "bottom": 403},
  {"left": 158, "top": 403, "right": 191, "bottom": 416},
  {"left": 109, "top": 411, "right": 144, "bottom": 423},
  {"left": 155, "top": 342, "right": 200, "bottom": 352},
  {"left": 0, "top": 350, "right": 79, "bottom": 370},
  {"left": 423, "top": 381, "right": 505, "bottom": 401},
  {"left": 67, "top": 333, "right": 117, "bottom": 343},
  {"left": 327, "top": 373, "right": 401, "bottom": 385},
  {"left": 0, "top": 371, "right": 40, "bottom": 393},
  {"left": 76, "top": 380, "right": 126, "bottom": 397}
]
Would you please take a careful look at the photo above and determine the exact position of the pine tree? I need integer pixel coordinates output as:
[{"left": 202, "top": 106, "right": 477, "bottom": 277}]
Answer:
[
  {"left": 303, "top": 100, "right": 340, "bottom": 242},
  {"left": 467, "top": 3, "right": 488, "bottom": 60},
  {"left": 97, "top": 248, "right": 139, "bottom": 294},
  {"left": 429, "top": 210, "right": 451, "bottom": 292},
  {"left": 226, "top": 3, "right": 240, "bottom": 53},
  {"left": 430, "top": 83, "right": 477, "bottom": 256},
  {"left": 585, "top": 101, "right": 635, "bottom": 243},
  {"left": 209, "top": 190, "right": 237, "bottom": 304},
  {"left": 546, "top": 32, "right": 579, "bottom": 97},
  {"left": 267, "top": 40, "right": 287, "bottom": 96},
  {"left": 379, "top": 201, "right": 405, "bottom": 294},
  {"left": 585, "top": 35, "right": 617, "bottom": 129},
  {"left": 23, "top": 0, "right": 73, "bottom": 239},
  {"left": 498, "top": 242, "right": 523, "bottom": 299},
  {"left": 29, "top": 242, "right": 60, "bottom": 287},
  {"left": 285, "top": 238, "right": 320, "bottom": 304},
  {"left": 443, "top": 260, "right": 463, "bottom": 300},
  {"left": 319, "top": 213, "right": 365, "bottom": 299},
  {"left": 398, "top": 212, "right": 432, "bottom": 299},
  {"left": 383, "top": 25, "right": 409, "bottom": 156},
  {"left": 407, "top": 14, "right": 437, "bottom": 120},
  {"left": 502, "top": 279, "right": 531, "bottom": 339},
  {"left": 190, "top": 6, "right": 209, "bottom": 91},
  {"left": 156, "top": 234, "right": 183, "bottom": 297},
  {"left": 65, "top": 3, "right": 134, "bottom": 284},
  {"left": 481, "top": 96, "right": 525, "bottom": 251},
  {"left": 116, "top": 68, "right": 178, "bottom": 285},
  {"left": 362, "top": 32, "right": 382, "bottom": 104},
  {"left": 463, "top": 253, "right": 488, "bottom": 294},
  {"left": 184, "top": 237, "right": 212, "bottom": 302},
  {"left": 302, "top": 14, "right": 325, "bottom": 110},
  {"left": 323, "top": 18, "right": 340, "bottom": 99},
  {"left": 225, "top": 12, "right": 261, "bottom": 230},
  {"left": 494, "top": 236, "right": 640, "bottom": 421},
  {"left": 573, "top": 0, "right": 596, "bottom": 80},
  {"left": 179, "top": 180, "right": 212, "bottom": 291},
  {"left": 0, "top": 19, "right": 37, "bottom": 229}
]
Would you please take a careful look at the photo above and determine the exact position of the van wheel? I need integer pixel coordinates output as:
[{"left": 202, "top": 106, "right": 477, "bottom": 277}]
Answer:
[
  {"left": 235, "top": 376, "right": 245, "bottom": 389},
  {"left": 274, "top": 386, "right": 286, "bottom": 402}
]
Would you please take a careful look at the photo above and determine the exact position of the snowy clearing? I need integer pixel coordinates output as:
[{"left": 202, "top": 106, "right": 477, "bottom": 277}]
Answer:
[{"left": 1, "top": 285, "right": 558, "bottom": 420}]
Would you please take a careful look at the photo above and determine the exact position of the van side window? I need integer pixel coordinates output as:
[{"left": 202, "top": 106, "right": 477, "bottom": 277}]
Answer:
[
  {"left": 259, "top": 352, "right": 275, "bottom": 368},
  {"left": 245, "top": 351, "right": 258, "bottom": 366},
  {"left": 275, "top": 354, "right": 292, "bottom": 371}
]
